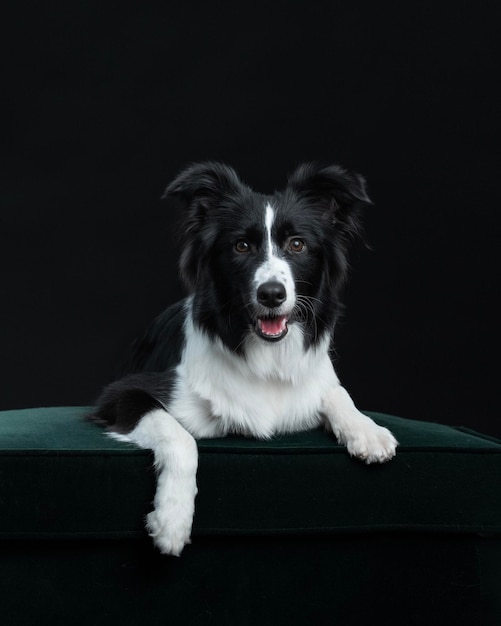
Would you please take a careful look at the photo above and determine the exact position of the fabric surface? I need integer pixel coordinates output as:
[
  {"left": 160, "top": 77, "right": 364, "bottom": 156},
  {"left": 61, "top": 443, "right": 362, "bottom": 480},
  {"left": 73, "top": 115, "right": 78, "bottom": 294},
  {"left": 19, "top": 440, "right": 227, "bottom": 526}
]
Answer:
[
  {"left": 1, "top": 534, "right": 496, "bottom": 626},
  {"left": 1, "top": 406, "right": 500, "bottom": 539}
]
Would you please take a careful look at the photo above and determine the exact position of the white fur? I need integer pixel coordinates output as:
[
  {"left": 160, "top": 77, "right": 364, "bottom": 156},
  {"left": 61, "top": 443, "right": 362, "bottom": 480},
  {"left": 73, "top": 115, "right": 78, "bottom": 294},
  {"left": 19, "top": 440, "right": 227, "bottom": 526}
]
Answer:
[
  {"left": 113, "top": 408, "right": 198, "bottom": 557},
  {"left": 252, "top": 203, "right": 296, "bottom": 314},
  {"left": 323, "top": 386, "right": 398, "bottom": 464},
  {"left": 171, "top": 307, "right": 334, "bottom": 438}
]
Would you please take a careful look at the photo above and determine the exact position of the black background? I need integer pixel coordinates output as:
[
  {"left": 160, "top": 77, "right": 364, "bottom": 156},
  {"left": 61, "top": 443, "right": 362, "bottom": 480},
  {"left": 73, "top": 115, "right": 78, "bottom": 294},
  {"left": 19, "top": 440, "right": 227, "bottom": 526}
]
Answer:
[{"left": 2, "top": 2, "right": 500, "bottom": 437}]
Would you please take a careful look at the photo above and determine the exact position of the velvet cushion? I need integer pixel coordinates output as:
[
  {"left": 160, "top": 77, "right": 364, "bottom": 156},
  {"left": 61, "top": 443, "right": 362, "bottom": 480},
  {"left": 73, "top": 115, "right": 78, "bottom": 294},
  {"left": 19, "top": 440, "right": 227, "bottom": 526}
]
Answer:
[
  {"left": 1, "top": 406, "right": 500, "bottom": 624},
  {"left": 0, "top": 406, "right": 500, "bottom": 539}
]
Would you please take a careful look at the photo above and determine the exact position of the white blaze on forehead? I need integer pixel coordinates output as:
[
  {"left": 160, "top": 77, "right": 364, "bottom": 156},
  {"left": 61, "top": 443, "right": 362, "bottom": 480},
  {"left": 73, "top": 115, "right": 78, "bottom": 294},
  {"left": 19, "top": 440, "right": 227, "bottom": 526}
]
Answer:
[
  {"left": 253, "top": 202, "right": 296, "bottom": 311},
  {"left": 265, "top": 203, "right": 274, "bottom": 258}
]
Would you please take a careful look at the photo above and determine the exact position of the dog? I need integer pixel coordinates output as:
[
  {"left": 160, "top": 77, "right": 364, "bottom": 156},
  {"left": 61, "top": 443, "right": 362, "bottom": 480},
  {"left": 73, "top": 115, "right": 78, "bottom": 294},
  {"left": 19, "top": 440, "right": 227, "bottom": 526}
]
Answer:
[{"left": 90, "top": 161, "right": 398, "bottom": 556}]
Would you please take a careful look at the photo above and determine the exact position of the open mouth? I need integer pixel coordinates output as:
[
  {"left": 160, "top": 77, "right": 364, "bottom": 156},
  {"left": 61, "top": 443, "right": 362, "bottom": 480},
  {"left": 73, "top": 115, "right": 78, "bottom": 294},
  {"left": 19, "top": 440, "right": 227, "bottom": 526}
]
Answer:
[{"left": 255, "top": 315, "right": 289, "bottom": 341}]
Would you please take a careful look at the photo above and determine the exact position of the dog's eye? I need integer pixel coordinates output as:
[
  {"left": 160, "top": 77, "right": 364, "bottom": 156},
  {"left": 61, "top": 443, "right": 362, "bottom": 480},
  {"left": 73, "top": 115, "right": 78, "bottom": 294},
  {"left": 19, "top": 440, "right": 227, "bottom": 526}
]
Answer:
[
  {"left": 289, "top": 238, "right": 305, "bottom": 253},
  {"left": 235, "top": 239, "right": 251, "bottom": 254}
]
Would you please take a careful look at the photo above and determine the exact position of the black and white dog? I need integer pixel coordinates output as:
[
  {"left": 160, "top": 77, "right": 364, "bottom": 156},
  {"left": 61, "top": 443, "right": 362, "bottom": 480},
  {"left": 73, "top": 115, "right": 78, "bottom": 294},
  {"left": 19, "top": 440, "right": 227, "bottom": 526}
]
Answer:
[{"left": 91, "top": 162, "right": 398, "bottom": 556}]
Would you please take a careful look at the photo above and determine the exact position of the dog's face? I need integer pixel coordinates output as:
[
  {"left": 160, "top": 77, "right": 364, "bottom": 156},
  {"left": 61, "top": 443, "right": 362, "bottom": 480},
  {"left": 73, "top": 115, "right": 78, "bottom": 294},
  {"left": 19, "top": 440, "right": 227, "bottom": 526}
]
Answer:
[
  {"left": 219, "top": 198, "right": 331, "bottom": 345},
  {"left": 164, "top": 162, "right": 370, "bottom": 352}
]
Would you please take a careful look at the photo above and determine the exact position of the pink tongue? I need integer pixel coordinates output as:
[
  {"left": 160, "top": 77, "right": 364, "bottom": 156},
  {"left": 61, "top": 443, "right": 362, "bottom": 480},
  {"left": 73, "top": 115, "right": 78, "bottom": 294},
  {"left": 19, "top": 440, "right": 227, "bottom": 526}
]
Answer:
[{"left": 260, "top": 316, "right": 286, "bottom": 336}]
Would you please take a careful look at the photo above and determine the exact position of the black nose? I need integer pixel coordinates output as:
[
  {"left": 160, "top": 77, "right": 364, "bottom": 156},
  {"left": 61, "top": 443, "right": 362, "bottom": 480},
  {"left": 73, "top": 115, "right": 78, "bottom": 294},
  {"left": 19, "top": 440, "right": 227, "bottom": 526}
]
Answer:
[{"left": 257, "top": 281, "right": 287, "bottom": 308}]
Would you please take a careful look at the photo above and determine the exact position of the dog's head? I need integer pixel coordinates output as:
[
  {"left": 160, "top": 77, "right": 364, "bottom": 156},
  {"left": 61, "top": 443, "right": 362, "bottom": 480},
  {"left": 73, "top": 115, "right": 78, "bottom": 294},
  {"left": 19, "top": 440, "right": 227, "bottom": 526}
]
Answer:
[{"left": 163, "top": 161, "right": 370, "bottom": 350}]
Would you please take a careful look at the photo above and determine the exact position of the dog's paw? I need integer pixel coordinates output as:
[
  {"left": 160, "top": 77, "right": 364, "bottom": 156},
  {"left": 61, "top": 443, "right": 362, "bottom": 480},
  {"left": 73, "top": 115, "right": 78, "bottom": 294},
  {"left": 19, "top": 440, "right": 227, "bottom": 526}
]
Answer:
[
  {"left": 344, "top": 417, "right": 398, "bottom": 464},
  {"left": 146, "top": 509, "right": 193, "bottom": 557}
]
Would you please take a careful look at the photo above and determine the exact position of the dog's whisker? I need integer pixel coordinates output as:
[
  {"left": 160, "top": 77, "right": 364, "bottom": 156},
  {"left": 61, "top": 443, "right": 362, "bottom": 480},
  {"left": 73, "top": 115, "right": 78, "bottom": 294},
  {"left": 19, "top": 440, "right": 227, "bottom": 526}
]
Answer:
[{"left": 294, "top": 296, "right": 320, "bottom": 341}]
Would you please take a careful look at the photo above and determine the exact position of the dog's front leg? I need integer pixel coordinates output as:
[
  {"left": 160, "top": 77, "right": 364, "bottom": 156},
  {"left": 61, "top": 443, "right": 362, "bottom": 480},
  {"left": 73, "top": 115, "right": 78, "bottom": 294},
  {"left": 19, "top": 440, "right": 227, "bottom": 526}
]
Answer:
[
  {"left": 323, "top": 385, "right": 398, "bottom": 463},
  {"left": 124, "top": 408, "right": 198, "bottom": 556}
]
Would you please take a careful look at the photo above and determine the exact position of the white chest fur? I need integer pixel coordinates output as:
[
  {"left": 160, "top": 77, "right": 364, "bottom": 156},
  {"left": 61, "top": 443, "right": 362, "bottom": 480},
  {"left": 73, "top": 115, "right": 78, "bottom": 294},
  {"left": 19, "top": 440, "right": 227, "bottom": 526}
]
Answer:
[{"left": 169, "top": 312, "right": 338, "bottom": 439}]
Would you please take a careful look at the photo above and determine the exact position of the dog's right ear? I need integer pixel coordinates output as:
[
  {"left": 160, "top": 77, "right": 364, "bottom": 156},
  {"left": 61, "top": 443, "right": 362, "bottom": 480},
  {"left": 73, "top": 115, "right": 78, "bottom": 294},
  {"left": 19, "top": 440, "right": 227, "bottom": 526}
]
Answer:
[
  {"left": 162, "top": 161, "right": 244, "bottom": 206},
  {"left": 162, "top": 162, "right": 246, "bottom": 291}
]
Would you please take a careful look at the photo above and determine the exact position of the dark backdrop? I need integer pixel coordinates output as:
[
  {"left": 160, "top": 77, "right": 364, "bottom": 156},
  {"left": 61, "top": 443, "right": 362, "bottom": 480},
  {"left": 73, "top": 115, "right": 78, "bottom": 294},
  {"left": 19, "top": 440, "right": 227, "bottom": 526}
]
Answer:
[{"left": 2, "top": 2, "right": 500, "bottom": 437}]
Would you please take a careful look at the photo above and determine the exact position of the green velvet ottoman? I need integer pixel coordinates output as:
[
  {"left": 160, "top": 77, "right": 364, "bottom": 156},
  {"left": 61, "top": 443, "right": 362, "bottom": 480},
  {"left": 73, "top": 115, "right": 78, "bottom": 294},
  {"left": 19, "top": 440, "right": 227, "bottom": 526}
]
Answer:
[{"left": 0, "top": 406, "right": 500, "bottom": 625}]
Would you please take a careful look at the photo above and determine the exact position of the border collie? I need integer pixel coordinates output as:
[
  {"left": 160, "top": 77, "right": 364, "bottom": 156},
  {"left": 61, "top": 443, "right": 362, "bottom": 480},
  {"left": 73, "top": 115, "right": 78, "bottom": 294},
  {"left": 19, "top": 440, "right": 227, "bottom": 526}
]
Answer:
[{"left": 90, "top": 162, "right": 398, "bottom": 556}]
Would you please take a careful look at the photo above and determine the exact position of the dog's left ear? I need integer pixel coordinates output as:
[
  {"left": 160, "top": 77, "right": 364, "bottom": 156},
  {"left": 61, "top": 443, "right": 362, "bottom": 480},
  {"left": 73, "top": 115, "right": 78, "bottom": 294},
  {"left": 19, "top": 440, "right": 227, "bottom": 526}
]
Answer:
[{"left": 287, "top": 163, "right": 371, "bottom": 237}]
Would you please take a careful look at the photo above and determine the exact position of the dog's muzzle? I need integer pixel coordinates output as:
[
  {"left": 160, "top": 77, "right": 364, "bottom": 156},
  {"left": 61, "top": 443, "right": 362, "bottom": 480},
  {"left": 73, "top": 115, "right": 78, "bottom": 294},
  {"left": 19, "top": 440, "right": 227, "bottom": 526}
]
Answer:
[{"left": 255, "top": 280, "right": 289, "bottom": 341}]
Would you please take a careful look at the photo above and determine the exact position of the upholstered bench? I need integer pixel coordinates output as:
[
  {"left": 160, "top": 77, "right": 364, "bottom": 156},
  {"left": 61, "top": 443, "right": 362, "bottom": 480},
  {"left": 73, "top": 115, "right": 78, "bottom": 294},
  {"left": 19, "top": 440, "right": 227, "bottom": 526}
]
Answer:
[{"left": 1, "top": 406, "right": 500, "bottom": 625}]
